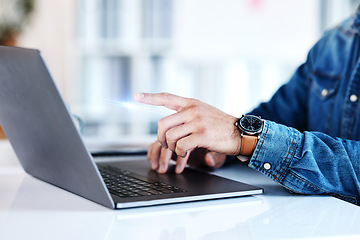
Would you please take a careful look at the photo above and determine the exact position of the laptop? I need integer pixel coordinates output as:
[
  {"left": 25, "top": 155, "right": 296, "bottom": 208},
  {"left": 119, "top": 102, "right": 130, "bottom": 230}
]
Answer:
[{"left": 0, "top": 46, "right": 263, "bottom": 209}]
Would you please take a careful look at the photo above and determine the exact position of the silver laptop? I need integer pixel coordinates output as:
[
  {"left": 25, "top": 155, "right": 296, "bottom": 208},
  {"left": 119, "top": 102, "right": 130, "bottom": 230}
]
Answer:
[{"left": 0, "top": 46, "right": 263, "bottom": 209}]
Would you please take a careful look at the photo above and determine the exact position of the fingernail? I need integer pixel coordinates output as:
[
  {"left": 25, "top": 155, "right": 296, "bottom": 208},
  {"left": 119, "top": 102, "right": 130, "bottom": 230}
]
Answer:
[
  {"left": 158, "top": 164, "right": 166, "bottom": 173},
  {"left": 151, "top": 162, "right": 158, "bottom": 170},
  {"left": 135, "top": 93, "right": 145, "bottom": 100},
  {"left": 175, "top": 166, "right": 183, "bottom": 174}
]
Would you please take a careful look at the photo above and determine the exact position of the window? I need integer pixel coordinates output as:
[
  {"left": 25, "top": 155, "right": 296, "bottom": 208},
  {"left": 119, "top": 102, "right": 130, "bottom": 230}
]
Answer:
[{"left": 74, "top": 0, "right": 359, "bottom": 138}]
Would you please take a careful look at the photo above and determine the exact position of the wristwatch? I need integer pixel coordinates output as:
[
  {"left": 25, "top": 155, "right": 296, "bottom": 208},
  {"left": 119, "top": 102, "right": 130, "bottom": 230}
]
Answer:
[{"left": 235, "top": 115, "right": 264, "bottom": 156}]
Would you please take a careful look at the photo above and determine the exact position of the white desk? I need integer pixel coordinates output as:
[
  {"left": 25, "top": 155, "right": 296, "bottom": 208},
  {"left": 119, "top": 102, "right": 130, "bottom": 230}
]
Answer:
[{"left": 1, "top": 140, "right": 360, "bottom": 240}]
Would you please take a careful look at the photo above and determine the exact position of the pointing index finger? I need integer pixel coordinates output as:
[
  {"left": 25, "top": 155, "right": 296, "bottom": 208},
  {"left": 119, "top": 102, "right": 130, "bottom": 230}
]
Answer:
[{"left": 135, "top": 93, "right": 189, "bottom": 112}]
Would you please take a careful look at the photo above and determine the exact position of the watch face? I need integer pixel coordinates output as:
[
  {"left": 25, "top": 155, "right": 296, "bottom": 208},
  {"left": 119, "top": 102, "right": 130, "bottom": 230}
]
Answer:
[{"left": 239, "top": 115, "right": 263, "bottom": 134}]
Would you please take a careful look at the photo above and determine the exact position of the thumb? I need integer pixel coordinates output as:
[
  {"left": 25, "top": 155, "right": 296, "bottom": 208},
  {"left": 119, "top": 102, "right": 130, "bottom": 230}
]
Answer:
[{"left": 204, "top": 152, "right": 226, "bottom": 168}]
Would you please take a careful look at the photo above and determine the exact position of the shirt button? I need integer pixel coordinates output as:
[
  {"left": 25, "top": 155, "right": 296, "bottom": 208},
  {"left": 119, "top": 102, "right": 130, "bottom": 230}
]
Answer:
[
  {"left": 350, "top": 94, "right": 358, "bottom": 102},
  {"left": 321, "top": 89, "right": 328, "bottom": 97},
  {"left": 263, "top": 163, "right": 271, "bottom": 170}
]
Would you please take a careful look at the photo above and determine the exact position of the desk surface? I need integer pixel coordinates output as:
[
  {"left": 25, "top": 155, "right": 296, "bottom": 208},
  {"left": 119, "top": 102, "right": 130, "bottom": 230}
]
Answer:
[{"left": 0, "top": 140, "right": 360, "bottom": 240}]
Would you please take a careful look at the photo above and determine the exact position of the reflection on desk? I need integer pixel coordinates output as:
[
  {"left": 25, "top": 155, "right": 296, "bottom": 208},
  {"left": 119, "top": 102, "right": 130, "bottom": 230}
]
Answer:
[{"left": 0, "top": 140, "right": 360, "bottom": 240}]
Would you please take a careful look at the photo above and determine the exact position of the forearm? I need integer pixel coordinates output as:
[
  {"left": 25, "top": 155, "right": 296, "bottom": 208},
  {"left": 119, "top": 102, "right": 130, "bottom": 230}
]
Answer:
[{"left": 249, "top": 120, "right": 360, "bottom": 205}]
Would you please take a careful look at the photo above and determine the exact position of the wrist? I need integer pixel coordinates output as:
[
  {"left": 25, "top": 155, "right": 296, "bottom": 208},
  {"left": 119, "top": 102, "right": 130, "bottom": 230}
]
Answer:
[
  {"left": 240, "top": 134, "right": 259, "bottom": 156},
  {"left": 229, "top": 117, "right": 242, "bottom": 156},
  {"left": 235, "top": 115, "right": 263, "bottom": 156}
]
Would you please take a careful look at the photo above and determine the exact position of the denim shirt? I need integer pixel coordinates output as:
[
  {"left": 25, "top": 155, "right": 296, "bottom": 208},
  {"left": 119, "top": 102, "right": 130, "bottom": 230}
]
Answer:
[{"left": 247, "top": 9, "right": 360, "bottom": 205}]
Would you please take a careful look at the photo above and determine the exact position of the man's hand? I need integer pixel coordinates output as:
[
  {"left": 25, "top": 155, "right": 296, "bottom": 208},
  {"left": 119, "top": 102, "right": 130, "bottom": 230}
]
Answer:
[
  {"left": 147, "top": 141, "right": 227, "bottom": 173},
  {"left": 135, "top": 92, "right": 241, "bottom": 173}
]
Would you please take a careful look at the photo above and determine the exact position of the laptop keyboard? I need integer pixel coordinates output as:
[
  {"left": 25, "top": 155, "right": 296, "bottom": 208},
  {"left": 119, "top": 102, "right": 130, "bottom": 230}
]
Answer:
[{"left": 98, "top": 165, "right": 187, "bottom": 198}]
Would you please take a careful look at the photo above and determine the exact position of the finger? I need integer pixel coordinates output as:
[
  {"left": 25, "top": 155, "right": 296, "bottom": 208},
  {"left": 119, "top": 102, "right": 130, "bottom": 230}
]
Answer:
[
  {"left": 175, "top": 134, "right": 200, "bottom": 158},
  {"left": 157, "top": 112, "right": 186, "bottom": 149},
  {"left": 147, "top": 141, "right": 162, "bottom": 170},
  {"left": 175, "top": 152, "right": 190, "bottom": 174},
  {"left": 158, "top": 147, "right": 173, "bottom": 173},
  {"left": 187, "top": 148, "right": 209, "bottom": 167},
  {"left": 163, "top": 120, "right": 196, "bottom": 152},
  {"left": 135, "top": 92, "right": 190, "bottom": 112},
  {"left": 204, "top": 152, "right": 226, "bottom": 168},
  {"left": 157, "top": 110, "right": 193, "bottom": 148}
]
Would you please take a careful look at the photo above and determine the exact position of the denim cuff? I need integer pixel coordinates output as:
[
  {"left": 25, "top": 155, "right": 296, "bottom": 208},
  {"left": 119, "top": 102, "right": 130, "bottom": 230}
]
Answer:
[{"left": 248, "top": 120, "right": 301, "bottom": 183}]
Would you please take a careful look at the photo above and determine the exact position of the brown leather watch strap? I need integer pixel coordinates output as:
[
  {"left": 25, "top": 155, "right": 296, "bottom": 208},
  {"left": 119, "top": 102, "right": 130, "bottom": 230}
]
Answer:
[{"left": 239, "top": 134, "right": 258, "bottom": 156}]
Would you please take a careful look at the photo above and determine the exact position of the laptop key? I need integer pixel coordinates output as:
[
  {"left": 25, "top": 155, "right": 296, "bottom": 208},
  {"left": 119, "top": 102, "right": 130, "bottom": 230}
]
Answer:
[{"left": 99, "top": 165, "right": 187, "bottom": 198}]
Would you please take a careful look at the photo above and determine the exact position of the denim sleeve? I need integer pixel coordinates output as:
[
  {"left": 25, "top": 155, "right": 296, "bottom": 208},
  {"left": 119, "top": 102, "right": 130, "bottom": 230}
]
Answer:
[{"left": 249, "top": 120, "right": 360, "bottom": 205}]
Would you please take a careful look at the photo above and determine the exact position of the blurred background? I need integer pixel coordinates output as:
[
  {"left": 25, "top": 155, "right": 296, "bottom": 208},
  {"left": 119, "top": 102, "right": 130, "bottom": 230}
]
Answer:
[{"left": 2, "top": 0, "right": 360, "bottom": 141}]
